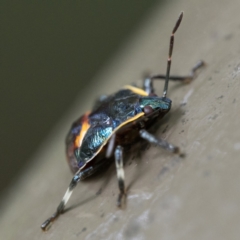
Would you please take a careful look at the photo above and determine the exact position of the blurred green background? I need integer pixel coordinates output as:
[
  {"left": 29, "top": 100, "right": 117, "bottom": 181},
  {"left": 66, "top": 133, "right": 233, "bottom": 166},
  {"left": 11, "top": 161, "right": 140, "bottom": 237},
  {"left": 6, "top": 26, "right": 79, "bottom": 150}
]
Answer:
[{"left": 1, "top": 1, "right": 162, "bottom": 194}]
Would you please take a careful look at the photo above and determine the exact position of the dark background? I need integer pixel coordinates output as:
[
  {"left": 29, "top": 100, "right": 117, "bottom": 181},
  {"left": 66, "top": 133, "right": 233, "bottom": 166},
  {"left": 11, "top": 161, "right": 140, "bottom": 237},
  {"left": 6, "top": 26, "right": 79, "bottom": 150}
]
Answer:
[{"left": 1, "top": 1, "right": 161, "bottom": 194}]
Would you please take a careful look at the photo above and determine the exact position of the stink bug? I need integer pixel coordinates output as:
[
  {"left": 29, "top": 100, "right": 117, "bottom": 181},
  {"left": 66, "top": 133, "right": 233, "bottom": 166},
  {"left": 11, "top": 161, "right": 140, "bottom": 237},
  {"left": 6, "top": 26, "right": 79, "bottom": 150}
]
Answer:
[{"left": 41, "top": 12, "right": 204, "bottom": 230}]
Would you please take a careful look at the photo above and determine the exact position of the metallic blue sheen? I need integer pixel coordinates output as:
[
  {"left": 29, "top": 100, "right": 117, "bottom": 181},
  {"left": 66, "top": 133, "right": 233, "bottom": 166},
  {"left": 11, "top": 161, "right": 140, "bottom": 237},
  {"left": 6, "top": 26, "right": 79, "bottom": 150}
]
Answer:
[
  {"left": 90, "top": 127, "right": 113, "bottom": 150},
  {"left": 139, "top": 97, "right": 171, "bottom": 111}
]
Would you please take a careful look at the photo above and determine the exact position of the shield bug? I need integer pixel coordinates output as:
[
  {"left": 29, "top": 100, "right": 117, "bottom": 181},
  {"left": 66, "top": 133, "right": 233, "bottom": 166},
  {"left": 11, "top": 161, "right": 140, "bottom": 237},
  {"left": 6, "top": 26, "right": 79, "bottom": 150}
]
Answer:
[{"left": 41, "top": 12, "right": 204, "bottom": 230}]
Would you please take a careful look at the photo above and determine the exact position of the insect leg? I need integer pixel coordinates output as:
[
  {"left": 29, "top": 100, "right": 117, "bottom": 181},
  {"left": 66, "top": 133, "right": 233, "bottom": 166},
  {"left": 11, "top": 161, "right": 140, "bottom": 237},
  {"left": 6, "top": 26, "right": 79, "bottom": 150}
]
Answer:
[
  {"left": 143, "top": 77, "right": 155, "bottom": 95},
  {"left": 139, "top": 129, "right": 182, "bottom": 155},
  {"left": 106, "top": 133, "right": 116, "bottom": 158},
  {"left": 114, "top": 145, "right": 126, "bottom": 207},
  {"left": 150, "top": 60, "right": 205, "bottom": 83},
  {"left": 41, "top": 166, "right": 94, "bottom": 231}
]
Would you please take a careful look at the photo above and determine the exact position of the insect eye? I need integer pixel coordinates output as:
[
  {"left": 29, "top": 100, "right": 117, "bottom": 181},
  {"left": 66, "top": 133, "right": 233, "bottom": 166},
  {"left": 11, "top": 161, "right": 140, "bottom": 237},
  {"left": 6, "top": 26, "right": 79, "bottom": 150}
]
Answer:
[{"left": 143, "top": 105, "right": 153, "bottom": 115}]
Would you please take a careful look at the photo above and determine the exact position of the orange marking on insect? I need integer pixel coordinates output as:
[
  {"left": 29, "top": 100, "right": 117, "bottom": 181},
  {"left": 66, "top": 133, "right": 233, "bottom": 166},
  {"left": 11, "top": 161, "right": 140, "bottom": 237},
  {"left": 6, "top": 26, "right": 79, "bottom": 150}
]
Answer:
[
  {"left": 74, "top": 112, "right": 90, "bottom": 148},
  {"left": 123, "top": 85, "right": 148, "bottom": 96}
]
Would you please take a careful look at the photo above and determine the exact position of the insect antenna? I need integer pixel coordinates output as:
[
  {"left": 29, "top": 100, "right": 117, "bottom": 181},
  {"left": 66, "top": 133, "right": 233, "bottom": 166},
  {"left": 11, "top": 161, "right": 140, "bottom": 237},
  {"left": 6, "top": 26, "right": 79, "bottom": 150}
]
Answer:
[{"left": 163, "top": 12, "right": 183, "bottom": 98}]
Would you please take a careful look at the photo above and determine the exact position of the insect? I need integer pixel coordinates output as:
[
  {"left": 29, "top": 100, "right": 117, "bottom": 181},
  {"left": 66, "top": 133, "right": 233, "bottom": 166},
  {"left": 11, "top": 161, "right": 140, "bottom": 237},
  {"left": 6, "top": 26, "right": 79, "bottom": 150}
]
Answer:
[{"left": 41, "top": 12, "right": 204, "bottom": 231}]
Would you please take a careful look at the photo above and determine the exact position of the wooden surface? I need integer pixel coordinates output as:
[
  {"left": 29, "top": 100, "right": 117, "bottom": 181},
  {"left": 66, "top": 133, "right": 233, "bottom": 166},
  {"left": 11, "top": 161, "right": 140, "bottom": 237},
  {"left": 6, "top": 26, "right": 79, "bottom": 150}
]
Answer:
[{"left": 1, "top": 0, "right": 240, "bottom": 239}]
